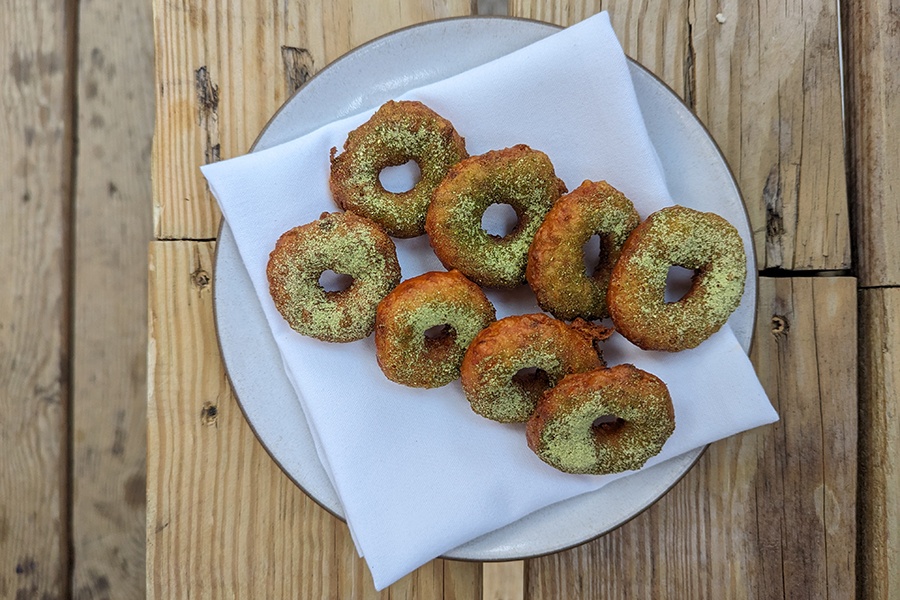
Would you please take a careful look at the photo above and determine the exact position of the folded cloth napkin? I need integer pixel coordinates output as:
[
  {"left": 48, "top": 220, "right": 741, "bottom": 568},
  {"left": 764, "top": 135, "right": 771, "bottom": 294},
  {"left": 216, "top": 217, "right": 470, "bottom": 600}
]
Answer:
[{"left": 202, "top": 12, "right": 778, "bottom": 589}]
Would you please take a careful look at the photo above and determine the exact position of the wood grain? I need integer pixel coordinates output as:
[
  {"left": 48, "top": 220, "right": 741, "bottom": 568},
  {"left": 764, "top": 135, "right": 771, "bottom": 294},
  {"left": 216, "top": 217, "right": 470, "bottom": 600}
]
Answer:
[
  {"left": 508, "top": 0, "right": 601, "bottom": 30},
  {"left": 148, "top": 241, "right": 483, "bottom": 598},
  {"left": 444, "top": 561, "right": 483, "bottom": 600},
  {"left": 70, "top": 0, "right": 154, "bottom": 597},
  {"left": 482, "top": 562, "right": 523, "bottom": 600},
  {"left": 858, "top": 288, "right": 900, "bottom": 600},
  {"left": 152, "top": 0, "right": 473, "bottom": 240},
  {"left": 842, "top": 1, "right": 900, "bottom": 287},
  {"left": 509, "top": 0, "right": 850, "bottom": 271},
  {"left": 0, "top": 1, "right": 73, "bottom": 598},
  {"left": 525, "top": 277, "right": 857, "bottom": 599},
  {"left": 689, "top": 0, "right": 849, "bottom": 271},
  {"left": 148, "top": 241, "right": 336, "bottom": 598}
]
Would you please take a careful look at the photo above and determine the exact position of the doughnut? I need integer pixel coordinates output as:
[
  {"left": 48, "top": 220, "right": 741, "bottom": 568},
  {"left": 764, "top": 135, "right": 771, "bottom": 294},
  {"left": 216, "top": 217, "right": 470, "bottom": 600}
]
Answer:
[
  {"left": 526, "top": 364, "right": 675, "bottom": 475},
  {"left": 425, "top": 145, "right": 567, "bottom": 288},
  {"left": 375, "top": 270, "right": 496, "bottom": 388},
  {"left": 607, "top": 205, "right": 747, "bottom": 351},
  {"left": 330, "top": 100, "right": 468, "bottom": 238},
  {"left": 460, "top": 314, "right": 612, "bottom": 423},
  {"left": 526, "top": 180, "right": 640, "bottom": 320},
  {"left": 267, "top": 212, "right": 401, "bottom": 343}
]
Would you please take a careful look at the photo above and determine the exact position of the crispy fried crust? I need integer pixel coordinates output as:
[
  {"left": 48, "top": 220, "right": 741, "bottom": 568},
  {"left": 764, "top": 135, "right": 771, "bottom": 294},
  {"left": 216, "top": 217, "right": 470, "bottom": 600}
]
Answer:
[
  {"left": 526, "top": 180, "right": 640, "bottom": 320},
  {"left": 267, "top": 211, "right": 401, "bottom": 343},
  {"left": 425, "top": 145, "right": 567, "bottom": 288},
  {"left": 330, "top": 100, "right": 468, "bottom": 238},
  {"left": 460, "top": 314, "right": 610, "bottom": 423},
  {"left": 526, "top": 364, "right": 675, "bottom": 475},
  {"left": 374, "top": 270, "right": 495, "bottom": 388},
  {"left": 607, "top": 205, "right": 747, "bottom": 352}
]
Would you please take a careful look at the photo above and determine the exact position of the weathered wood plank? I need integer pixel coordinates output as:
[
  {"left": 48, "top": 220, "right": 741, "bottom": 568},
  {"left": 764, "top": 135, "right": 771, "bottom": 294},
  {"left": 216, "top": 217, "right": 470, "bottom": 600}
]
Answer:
[
  {"left": 148, "top": 241, "right": 337, "bottom": 599},
  {"left": 689, "top": 0, "right": 849, "bottom": 271},
  {"left": 859, "top": 288, "right": 900, "bottom": 600},
  {"left": 750, "top": 277, "right": 857, "bottom": 599},
  {"left": 525, "top": 277, "right": 856, "bottom": 599},
  {"left": 508, "top": 0, "right": 600, "bottom": 29},
  {"left": 444, "top": 560, "right": 483, "bottom": 600},
  {"left": 482, "top": 562, "right": 523, "bottom": 600},
  {"left": 508, "top": 0, "right": 690, "bottom": 97},
  {"left": 152, "top": 0, "right": 473, "bottom": 240},
  {"left": 842, "top": 1, "right": 900, "bottom": 287},
  {"left": 70, "top": 0, "right": 154, "bottom": 597},
  {"left": 390, "top": 558, "right": 443, "bottom": 600},
  {"left": 0, "top": 1, "right": 73, "bottom": 598}
]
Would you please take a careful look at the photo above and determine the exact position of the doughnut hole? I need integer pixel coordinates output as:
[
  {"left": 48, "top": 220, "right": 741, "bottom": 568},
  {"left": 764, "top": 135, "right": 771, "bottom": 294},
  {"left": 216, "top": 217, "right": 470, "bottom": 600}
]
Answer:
[
  {"left": 582, "top": 234, "right": 603, "bottom": 276},
  {"left": 318, "top": 269, "right": 354, "bottom": 294},
  {"left": 481, "top": 202, "right": 520, "bottom": 239},
  {"left": 424, "top": 323, "right": 454, "bottom": 340},
  {"left": 511, "top": 366, "right": 551, "bottom": 398},
  {"left": 423, "top": 323, "right": 457, "bottom": 352},
  {"left": 379, "top": 160, "right": 421, "bottom": 193},
  {"left": 665, "top": 265, "right": 696, "bottom": 303},
  {"left": 420, "top": 322, "right": 460, "bottom": 375},
  {"left": 592, "top": 414, "right": 626, "bottom": 436}
]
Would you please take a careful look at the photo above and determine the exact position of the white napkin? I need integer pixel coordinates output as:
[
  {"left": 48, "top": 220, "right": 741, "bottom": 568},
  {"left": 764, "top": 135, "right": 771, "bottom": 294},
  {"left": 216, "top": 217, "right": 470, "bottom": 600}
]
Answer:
[{"left": 202, "top": 12, "right": 778, "bottom": 590}]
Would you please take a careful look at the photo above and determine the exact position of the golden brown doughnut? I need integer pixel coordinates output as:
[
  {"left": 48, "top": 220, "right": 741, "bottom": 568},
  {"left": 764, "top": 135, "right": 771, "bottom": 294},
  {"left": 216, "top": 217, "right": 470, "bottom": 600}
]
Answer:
[
  {"left": 460, "top": 314, "right": 612, "bottom": 423},
  {"left": 267, "top": 211, "right": 401, "bottom": 343},
  {"left": 526, "top": 180, "right": 640, "bottom": 320},
  {"left": 374, "top": 270, "right": 495, "bottom": 388},
  {"left": 330, "top": 100, "right": 468, "bottom": 238},
  {"left": 425, "top": 145, "right": 567, "bottom": 288},
  {"left": 526, "top": 364, "right": 675, "bottom": 475},
  {"left": 607, "top": 205, "right": 746, "bottom": 351}
]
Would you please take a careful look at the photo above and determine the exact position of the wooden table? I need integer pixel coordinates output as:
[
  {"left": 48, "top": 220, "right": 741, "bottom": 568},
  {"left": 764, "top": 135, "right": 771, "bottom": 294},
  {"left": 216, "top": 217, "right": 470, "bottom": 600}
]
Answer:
[{"left": 144, "top": 2, "right": 897, "bottom": 599}]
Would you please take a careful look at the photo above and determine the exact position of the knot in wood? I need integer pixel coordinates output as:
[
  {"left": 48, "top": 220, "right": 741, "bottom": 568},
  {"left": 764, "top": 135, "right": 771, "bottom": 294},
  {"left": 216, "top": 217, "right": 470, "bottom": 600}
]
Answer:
[
  {"left": 771, "top": 314, "right": 789, "bottom": 335},
  {"left": 191, "top": 268, "right": 210, "bottom": 289},
  {"left": 200, "top": 402, "right": 218, "bottom": 426}
]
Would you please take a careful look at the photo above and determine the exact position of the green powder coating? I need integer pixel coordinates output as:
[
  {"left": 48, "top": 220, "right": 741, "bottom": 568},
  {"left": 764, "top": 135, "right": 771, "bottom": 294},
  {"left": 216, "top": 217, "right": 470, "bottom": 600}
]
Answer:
[
  {"left": 463, "top": 315, "right": 603, "bottom": 422},
  {"left": 331, "top": 101, "right": 468, "bottom": 238},
  {"left": 470, "top": 346, "right": 563, "bottom": 422},
  {"left": 395, "top": 302, "right": 485, "bottom": 385},
  {"left": 528, "top": 180, "right": 640, "bottom": 320},
  {"left": 268, "top": 212, "right": 401, "bottom": 342},
  {"left": 532, "top": 367, "right": 676, "bottom": 475},
  {"left": 377, "top": 271, "right": 496, "bottom": 388},
  {"left": 427, "top": 145, "right": 566, "bottom": 288},
  {"left": 610, "top": 205, "right": 746, "bottom": 350}
]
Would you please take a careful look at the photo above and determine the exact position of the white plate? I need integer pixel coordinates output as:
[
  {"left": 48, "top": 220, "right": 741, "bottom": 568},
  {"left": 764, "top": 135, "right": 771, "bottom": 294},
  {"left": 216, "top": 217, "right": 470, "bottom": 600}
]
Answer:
[{"left": 214, "top": 17, "right": 756, "bottom": 561}]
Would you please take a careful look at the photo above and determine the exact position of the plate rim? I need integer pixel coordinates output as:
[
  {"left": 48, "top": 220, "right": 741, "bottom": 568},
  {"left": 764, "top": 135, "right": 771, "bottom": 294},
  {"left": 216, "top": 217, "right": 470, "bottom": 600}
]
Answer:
[{"left": 212, "top": 14, "right": 759, "bottom": 561}]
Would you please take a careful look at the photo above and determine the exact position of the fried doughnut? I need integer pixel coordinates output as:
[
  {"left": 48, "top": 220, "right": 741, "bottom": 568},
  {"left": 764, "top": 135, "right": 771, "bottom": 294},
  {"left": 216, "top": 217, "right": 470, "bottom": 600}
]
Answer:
[
  {"left": 330, "top": 100, "right": 468, "bottom": 238},
  {"left": 526, "top": 364, "right": 675, "bottom": 475},
  {"left": 526, "top": 180, "right": 640, "bottom": 320},
  {"left": 607, "top": 205, "right": 746, "bottom": 352},
  {"left": 267, "top": 212, "right": 401, "bottom": 343},
  {"left": 375, "top": 270, "right": 495, "bottom": 388},
  {"left": 461, "top": 314, "right": 612, "bottom": 423},
  {"left": 425, "top": 145, "right": 567, "bottom": 288}
]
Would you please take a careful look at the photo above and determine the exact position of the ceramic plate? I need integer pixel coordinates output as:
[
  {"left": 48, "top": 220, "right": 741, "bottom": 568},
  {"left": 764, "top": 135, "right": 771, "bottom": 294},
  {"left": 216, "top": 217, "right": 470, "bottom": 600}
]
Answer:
[{"left": 214, "top": 17, "right": 756, "bottom": 561}]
